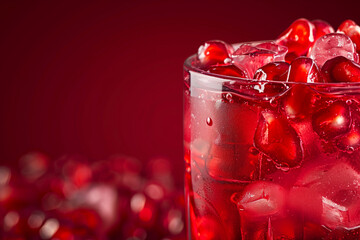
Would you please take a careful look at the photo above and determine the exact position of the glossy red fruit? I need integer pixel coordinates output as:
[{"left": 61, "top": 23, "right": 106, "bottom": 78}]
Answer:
[
  {"left": 207, "top": 64, "right": 248, "bottom": 78},
  {"left": 336, "top": 125, "right": 360, "bottom": 152},
  {"left": 254, "top": 111, "right": 303, "bottom": 168},
  {"left": 288, "top": 57, "right": 322, "bottom": 83},
  {"left": 253, "top": 62, "right": 290, "bottom": 81},
  {"left": 338, "top": 19, "right": 360, "bottom": 53},
  {"left": 197, "top": 40, "right": 233, "bottom": 68},
  {"left": 336, "top": 113, "right": 360, "bottom": 152},
  {"left": 322, "top": 56, "right": 360, "bottom": 83},
  {"left": 312, "top": 101, "right": 351, "bottom": 139},
  {"left": 283, "top": 85, "right": 316, "bottom": 119},
  {"left": 277, "top": 18, "right": 316, "bottom": 62},
  {"left": 312, "top": 20, "right": 334, "bottom": 41}
]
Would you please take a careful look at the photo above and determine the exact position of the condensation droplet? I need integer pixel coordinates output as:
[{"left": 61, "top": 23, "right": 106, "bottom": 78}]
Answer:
[
  {"left": 346, "top": 99, "right": 353, "bottom": 105},
  {"left": 347, "top": 147, "right": 355, "bottom": 154},
  {"left": 226, "top": 93, "right": 233, "bottom": 102},
  {"left": 206, "top": 117, "right": 213, "bottom": 126},
  {"left": 277, "top": 163, "right": 290, "bottom": 172},
  {"left": 248, "top": 147, "right": 259, "bottom": 155},
  {"left": 269, "top": 98, "right": 278, "bottom": 107}
]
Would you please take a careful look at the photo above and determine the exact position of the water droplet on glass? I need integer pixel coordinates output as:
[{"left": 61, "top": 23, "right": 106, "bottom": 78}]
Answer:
[
  {"left": 347, "top": 147, "right": 355, "bottom": 154},
  {"left": 346, "top": 99, "right": 353, "bottom": 105},
  {"left": 277, "top": 163, "right": 290, "bottom": 172},
  {"left": 270, "top": 98, "right": 278, "bottom": 107},
  {"left": 206, "top": 117, "right": 213, "bottom": 126},
  {"left": 226, "top": 93, "right": 233, "bottom": 101},
  {"left": 248, "top": 147, "right": 259, "bottom": 155}
]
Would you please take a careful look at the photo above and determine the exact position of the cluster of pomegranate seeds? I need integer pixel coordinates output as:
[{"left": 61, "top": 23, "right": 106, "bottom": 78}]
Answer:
[
  {"left": 0, "top": 153, "right": 185, "bottom": 240},
  {"left": 196, "top": 18, "right": 360, "bottom": 83}
]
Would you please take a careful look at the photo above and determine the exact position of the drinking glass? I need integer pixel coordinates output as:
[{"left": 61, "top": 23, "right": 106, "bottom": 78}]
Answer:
[{"left": 183, "top": 49, "right": 360, "bottom": 239}]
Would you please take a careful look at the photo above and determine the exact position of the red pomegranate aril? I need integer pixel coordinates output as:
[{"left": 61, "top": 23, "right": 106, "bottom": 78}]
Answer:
[
  {"left": 277, "top": 18, "right": 316, "bottom": 62},
  {"left": 288, "top": 57, "right": 322, "bottom": 83},
  {"left": 208, "top": 64, "right": 248, "bottom": 78},
  {"left": 338, "top": 19, "right": 360, "bottom": 54},
  {"left": 336, "top": 114, "right": 360, "bottom": 152},
  {"left": 283, "top": 85, "right": 316, "bottom": 120},
  {"left": 254, "top": 111, "right": 303, "bottom": 168},
  {"left": 322, "top": 56, "right": 360, "bottom": 83},
  {"left": 312, "top": 101, "right": 352, "bottom": 140},
  {"left": 312, "top": 20, "right": 334, "bottom": 41},
  {"left": 197, "top": 40, "right": 233, "bottom": 68},
  {"left": 336, "top": 126, "right": 360, "bottom": 152},
  {"left": 253, "top": 62, "right": 290, "bottom": 81}
]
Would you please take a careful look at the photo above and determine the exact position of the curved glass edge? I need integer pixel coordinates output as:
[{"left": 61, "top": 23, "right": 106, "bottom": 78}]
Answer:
[{"left": 183, "top": 53, "right": 360, "bottom": 89}]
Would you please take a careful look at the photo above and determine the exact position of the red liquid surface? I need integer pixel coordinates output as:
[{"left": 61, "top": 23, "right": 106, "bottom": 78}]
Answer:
[{"left": 184, "top": 69, "right": 360, "bottom": 239}]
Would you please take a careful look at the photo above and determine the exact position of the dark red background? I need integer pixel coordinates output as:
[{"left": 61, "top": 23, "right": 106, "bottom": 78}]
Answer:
[{"left": 0, "top": 0, "right": 359, "bottom": 184}]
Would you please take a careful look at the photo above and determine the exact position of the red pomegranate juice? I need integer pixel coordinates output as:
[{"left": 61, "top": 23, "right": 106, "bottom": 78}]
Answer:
[{"left": 184, "top": 18, "right": 360, "bottom": 240}]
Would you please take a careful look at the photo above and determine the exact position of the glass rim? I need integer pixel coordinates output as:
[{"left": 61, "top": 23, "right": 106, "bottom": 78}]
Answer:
[{"left": 183, "top": 50, "right": 360, "bottom": 88}]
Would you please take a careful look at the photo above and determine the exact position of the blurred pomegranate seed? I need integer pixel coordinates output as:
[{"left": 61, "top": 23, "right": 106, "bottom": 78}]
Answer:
[{"left": 309, "top": 33, "right": 358, "bottom": 67}]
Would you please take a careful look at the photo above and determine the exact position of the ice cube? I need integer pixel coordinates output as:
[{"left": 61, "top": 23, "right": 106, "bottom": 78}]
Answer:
[
  {"left": 294, "top": 162, "right": 360, "bottom": 229},
  {"left": 309, "top": 33, "right": 358, "bottom": 67},
  {"left": 232, "top": 181, "right": 287, "bottom": 218},
  {"left": 232, "top": 42, "right": 287, "bottom": 77},
  {"left": 205, "top": 143, "right": 259, "bottom": 182}
]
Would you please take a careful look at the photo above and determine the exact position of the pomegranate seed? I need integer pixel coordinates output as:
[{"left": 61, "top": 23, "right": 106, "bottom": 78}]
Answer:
[
  {"left": 197, "top": 40, "right": 233, "bottom": 68},
  {"left": 208, "top": 64, "right": 248, "bottom": 78},
  {"left": 277, "top": 18, "right": 316, "bottom": 62},
  {"left": 312, "top": 101, "right": 351, "bottom": 139},
  {"left": 253, "top": 62, "right": 290, "bottom": 81},
  {"left": 312, "top": 19, "right": 335, "bottom": 41},
  {"left": 288, "top": 57, "right": 322, "bottom": 83},
  {"left": 282, "top": 85, "right": 317, "bottom": 119},
  {"left": 254, "top": 111, "right": 303, "bottom": 168},
  {"left": 322, "top": 56, "right": 360, "bottom": 83}
]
